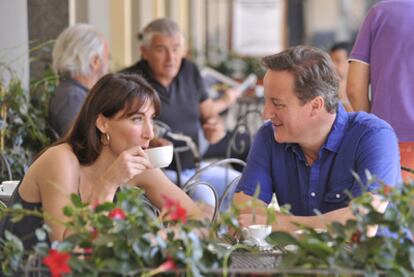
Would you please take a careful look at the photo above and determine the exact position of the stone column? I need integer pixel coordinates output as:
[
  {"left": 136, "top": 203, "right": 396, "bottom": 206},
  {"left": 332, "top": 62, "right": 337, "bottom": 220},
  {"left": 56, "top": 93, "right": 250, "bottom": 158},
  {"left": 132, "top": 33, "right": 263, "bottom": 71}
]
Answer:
[{"left": 27, "top": 0, "right": 69, "bottom": 79}]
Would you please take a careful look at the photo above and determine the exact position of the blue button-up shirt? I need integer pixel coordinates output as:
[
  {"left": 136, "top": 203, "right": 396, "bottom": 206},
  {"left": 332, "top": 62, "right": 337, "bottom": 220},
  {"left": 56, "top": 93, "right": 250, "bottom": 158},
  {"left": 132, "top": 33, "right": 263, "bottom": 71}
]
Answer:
[{"left": 236, "top": 104, "right": 401, "bottom": 216}]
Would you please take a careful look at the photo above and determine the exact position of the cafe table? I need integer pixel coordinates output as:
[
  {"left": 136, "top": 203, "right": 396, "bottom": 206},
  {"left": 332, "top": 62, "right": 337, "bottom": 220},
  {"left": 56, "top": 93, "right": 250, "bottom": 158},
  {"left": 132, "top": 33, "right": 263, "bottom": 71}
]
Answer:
[{"left": 19, "top": 249, "right": 370, "bottom": 276}]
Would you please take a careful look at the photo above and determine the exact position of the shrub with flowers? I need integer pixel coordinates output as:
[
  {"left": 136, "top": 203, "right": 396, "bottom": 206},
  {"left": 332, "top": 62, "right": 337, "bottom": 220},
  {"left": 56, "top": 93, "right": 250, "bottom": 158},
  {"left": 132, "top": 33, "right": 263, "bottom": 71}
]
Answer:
[
  {"left": 3, "top": 176, "right": 414, "bottom": 276},
  {"left": 266, "top": 177, "right": 414, "bottom": 275},
  {"left": 0, "top": 186, "right": 234, "bottom": 276}
]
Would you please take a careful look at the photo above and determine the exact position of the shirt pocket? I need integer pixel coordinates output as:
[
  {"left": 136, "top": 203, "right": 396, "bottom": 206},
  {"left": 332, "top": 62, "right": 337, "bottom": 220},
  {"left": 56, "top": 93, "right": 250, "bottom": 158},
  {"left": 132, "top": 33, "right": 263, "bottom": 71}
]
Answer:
[
  {"left": 324, "top": 190, "right": 348, "bottom": 203},
  {"left": 322, "top": 180, "right": 355, "bottom": 212}
]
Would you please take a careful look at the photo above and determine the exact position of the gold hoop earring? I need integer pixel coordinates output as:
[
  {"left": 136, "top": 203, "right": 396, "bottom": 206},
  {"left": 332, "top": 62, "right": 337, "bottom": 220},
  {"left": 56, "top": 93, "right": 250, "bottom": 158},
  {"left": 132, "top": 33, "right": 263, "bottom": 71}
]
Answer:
[{"left": 101, "top": 133, "right": 110, "bottom": 146}]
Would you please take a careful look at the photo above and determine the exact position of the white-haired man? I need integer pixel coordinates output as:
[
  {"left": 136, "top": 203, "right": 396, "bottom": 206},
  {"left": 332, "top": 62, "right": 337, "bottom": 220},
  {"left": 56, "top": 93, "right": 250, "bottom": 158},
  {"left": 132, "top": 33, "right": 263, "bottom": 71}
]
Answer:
[{"left": 49, "top": 24, "right": 110, "bottom": 136}]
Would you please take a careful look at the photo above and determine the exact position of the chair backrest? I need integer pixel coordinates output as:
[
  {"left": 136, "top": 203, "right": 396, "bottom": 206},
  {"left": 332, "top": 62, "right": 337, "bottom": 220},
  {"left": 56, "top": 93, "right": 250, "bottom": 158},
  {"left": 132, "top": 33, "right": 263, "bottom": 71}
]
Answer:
[
  {"left": 226, "top": 109, "right": 263, "bottom": 160},
  {"left": 46, "top": 124, "right": 60, "bottom": 142},
  {"left": 0, "top": 152, "right": 12, "bottom": 181},
  {"left": 183, "top": 180, "right": 219, "bottom": 223},
  {"left": 153, "top": 120, "right": 201, "bottom": 186},
  {"left": 218, "top": 174, "right": 242, "bottom": 211},
  {"left": 401, "top": 166, "right": 414, "bottom": 175},
  {"left": 182, "top": 158, "right": 246, "bottom": 212},
  {"left": 183, "top": 158, "right": 246, "bottom": 187}
]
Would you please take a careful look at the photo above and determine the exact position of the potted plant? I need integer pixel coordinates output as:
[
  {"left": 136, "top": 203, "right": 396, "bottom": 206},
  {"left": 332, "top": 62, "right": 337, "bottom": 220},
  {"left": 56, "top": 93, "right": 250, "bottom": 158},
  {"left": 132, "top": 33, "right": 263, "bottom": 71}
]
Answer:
[
  {"left": 0, "top": 64, "right": 57, "bottom": 180},
  {"left": 0, "top": 186, "right": 240, "bottom": 276},
  {"left": 267, "top": 176, "right": 414, "bottom": 275}
]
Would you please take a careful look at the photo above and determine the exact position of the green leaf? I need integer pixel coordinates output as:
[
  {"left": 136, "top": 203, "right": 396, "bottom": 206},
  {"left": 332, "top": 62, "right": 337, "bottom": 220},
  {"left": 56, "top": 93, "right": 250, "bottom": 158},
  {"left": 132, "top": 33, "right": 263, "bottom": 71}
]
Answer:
[
  {"left": 63, "top": 206, "right": 73, "bottom": 216},
  {"left": 409, "top": 246, "right": 414, "bottom": 270},
  {"left": 266, "top": 231, "right": 299, "bottom": 247},
  {"left": 94, "top": 202, "right": 115, "bottom": 213},
  {"left": 35, "top": 228, "right": 47, "bottom": 241},
  {"left": 298, "top": 238, "right": 333, "bottom": 258},
  {"left": 330, "top": 221, "right": 345, "bottom": 237},
  {"left": 70, "top": 193, "right": 83, "bottom": 207}
]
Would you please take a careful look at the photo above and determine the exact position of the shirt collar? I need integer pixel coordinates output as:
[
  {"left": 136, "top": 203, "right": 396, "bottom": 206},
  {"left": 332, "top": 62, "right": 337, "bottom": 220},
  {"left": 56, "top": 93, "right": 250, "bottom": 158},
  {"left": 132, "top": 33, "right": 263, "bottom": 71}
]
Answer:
[
  {"left": 139, "top": 58, "right": 186, "bottom": 89},
  {"left": 61, "top": 78, "right": 88, "bottom": 92},
  {"left": 323, "top": 103, "right": 348, "bottom": 153}
]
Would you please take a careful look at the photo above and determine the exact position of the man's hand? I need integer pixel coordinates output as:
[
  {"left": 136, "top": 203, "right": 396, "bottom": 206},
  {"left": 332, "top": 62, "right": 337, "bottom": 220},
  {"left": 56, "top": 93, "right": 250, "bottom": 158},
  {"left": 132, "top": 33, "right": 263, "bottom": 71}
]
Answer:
[
  {"left": 223, "top": 87, "right": 243, "bottom": 106},
  {"left": 202, "top": 116, "right": 225, "bottom": 144},
  {"left": 238, "top": 213, "right": 268, "bottom": 227}
]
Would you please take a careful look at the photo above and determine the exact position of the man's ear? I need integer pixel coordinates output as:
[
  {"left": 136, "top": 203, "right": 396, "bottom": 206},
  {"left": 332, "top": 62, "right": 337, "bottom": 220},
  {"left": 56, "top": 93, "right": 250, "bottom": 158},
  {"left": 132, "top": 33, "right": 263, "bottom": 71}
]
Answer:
[
  {"left": 310, "top": 96, "right": 324, "bottom": 117},
  {"left": 96, "top": 114, "right": 108, "bottom": 134},
  {"left": 140, "top": 46, "right": 148, "bottom": 60},
  {"left": 91, "top": 54, "right": 101, "bottom": 72}
]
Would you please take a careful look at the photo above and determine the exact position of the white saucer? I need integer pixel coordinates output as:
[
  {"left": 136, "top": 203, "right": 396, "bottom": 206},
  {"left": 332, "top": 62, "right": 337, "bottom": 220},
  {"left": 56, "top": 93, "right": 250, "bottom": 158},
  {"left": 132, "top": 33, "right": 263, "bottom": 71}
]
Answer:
[
  {"left": 243, "top": 238, "right": 273, "bottom": 251},
  {"left": 0, "top": 191, "right": 13, "bottom": 197}
]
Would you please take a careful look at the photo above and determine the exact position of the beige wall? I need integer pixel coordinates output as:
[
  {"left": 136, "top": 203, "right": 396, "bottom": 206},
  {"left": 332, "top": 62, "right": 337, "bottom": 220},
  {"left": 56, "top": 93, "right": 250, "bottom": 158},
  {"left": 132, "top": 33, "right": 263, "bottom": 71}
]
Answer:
[
  {"left": 68, "top": 0, "right": 370, "bottom": 70},
  {"left": 0, "top": 0, "right": 29, "bottom": 88}
]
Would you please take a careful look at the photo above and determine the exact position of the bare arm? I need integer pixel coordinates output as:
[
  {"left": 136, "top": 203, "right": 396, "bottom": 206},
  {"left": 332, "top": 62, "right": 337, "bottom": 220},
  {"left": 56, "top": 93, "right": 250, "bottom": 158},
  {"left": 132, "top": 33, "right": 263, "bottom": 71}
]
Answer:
[
  {"left": 199, "top": 99, "right": 226, "bottom": 144},
  {"left": 234, "top": 191, "right": 386, "bottom": 235},
  {"left": 338, "top": 80, "right": 354, "bottom": 112},
  {"left": 133, "top": 168, "right": 202, "bottom": 220},
  {"left": 347, "top": 61, "right": 371, "bottom": 112},
  {"left": 210, "top": 88, "right": 242, "bottom": 115}
]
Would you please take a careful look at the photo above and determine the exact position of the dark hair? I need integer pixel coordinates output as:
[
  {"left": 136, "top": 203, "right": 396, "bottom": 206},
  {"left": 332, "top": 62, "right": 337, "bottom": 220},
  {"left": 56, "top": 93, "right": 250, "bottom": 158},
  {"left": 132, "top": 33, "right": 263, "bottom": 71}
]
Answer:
[
  {"left": 330, "top": 41, "right": 352, "bottom": 54},
  {"left": 262, "top": 45, "right": 339, "bottom": 113},
  {"left": 62, "top": 73, "right": 160, "bottom": 165}
]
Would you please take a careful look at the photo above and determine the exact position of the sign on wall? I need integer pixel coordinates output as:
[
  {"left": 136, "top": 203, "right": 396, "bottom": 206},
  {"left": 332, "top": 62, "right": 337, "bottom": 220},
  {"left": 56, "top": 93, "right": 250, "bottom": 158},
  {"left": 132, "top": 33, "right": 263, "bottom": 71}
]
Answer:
[{"left": 232, "top": 0, "right": 286, "bottom": 56}]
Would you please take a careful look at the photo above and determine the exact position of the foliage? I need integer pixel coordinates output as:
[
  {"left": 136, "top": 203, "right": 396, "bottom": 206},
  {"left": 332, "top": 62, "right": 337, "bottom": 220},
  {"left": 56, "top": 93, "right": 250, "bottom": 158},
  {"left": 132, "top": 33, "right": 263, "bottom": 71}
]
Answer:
[
  {"left": 266, "top": 177, "right": 414, "bottom": 276},
  {"left": 206, "top": 53, "right": 266, "bottom": 80},
  {"left": 0, "top": 64, "right": 57, "bottom": 180},
  {"left": 0, "top": 186, "right": 239, "bottom": 276},
  {"left": 3, "top": 177, "right": 414, "bottom": 275}
]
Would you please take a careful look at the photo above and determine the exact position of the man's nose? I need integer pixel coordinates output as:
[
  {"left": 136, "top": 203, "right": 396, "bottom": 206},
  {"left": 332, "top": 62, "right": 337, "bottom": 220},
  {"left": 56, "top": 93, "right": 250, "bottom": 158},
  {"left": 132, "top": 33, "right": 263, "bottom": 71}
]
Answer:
[
  {"left": 262, "top": 104, "right": 273, "bottom": 120},
  {"left": 166, "top": 49, "right": 176, "bottom": 61}
]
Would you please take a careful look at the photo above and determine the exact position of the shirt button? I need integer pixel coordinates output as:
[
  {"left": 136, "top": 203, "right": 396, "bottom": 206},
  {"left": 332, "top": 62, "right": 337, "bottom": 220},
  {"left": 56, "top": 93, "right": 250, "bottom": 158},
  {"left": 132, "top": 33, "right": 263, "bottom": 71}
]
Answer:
[
  {"left": 336, "top": 194, "right": 341, "bottom": 199},
  {"left": 310, "top": 192, "right": 316, "bottom": 197}
]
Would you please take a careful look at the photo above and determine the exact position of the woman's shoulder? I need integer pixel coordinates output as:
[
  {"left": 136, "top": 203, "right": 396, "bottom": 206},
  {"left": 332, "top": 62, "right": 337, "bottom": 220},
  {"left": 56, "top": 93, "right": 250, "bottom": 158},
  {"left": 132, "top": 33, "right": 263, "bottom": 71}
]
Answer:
[
  {"left": 33, "top": 143, "right": 80, "bottom": 172},
  {"left": 22, "top": 143, "right": 81, "bottom": 196}
]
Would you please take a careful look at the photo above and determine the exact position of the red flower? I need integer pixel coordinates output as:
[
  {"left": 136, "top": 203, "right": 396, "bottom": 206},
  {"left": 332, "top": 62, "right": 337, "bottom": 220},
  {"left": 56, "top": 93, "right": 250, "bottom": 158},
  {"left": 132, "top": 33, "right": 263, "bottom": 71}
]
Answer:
[
  {"left": 162, "top": 196, "right": 187, "bottom": 224},
  {"left": 158, "top": 258, "right": 176, "bottom": 271},
  {"left": 383, "top": 185, "right": 393, "bottom": 196},
  {"left": 170, "top": 202, "right": 187, "bottom": 223},
  {"left": 108, "top": 207, "right": 126, "bottom": 220},
  {"left": 145, "top": 258, "right": 176, "bottom": 276},
  {"left": 43, "top": 249, "right": 71, "bottom": 277},
  {"left": 350, "top": 230, "right": 362, "bottom": 244}
]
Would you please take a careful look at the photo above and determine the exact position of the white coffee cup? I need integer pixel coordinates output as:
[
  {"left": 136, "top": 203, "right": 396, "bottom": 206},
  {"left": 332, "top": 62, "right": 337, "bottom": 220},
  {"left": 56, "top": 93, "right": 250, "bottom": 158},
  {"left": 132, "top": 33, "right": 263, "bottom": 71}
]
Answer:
[
  {"left": 145, "top": 145, "right": 173, "bottom": 168},
  {"left": 242, "top": 224, "right": 272, "bottom": 245},
  {"left": 1, "top": 180, "right": 19, "bottom": 194}
]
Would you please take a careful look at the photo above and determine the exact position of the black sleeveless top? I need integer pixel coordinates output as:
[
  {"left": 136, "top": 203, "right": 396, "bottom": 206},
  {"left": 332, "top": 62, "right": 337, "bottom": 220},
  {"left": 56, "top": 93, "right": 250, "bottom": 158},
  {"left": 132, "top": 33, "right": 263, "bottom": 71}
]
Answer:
[
  {"left": 0, "top": 182, "right": 48, "bottom": 250},
  {"left": 0, "top": 184, "right": 157, "bottom": 251}
]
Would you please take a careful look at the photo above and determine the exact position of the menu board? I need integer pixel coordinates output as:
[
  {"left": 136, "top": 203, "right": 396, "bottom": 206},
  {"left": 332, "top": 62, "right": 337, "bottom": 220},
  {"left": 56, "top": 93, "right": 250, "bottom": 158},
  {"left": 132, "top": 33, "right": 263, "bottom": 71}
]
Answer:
[{"left": 232, "top": 0, "right": 286, "bottom": 56}]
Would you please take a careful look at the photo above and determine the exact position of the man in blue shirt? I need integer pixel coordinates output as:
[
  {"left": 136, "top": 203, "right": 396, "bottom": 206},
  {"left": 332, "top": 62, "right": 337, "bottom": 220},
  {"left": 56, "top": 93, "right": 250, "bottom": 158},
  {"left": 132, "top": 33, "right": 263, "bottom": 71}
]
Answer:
[{"left": 234, "top": 45, "right": 401, "bottom": 233}]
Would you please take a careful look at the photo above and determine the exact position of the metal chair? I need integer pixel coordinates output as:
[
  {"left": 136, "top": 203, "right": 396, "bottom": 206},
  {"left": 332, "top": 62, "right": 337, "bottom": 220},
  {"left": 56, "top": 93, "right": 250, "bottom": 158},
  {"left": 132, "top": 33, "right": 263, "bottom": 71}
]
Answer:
[
  {"left": 0, "top": 151, "right": 12, "bottom": 181},
  {"left": 46, "top": 124, "right": 60, "bottom": 142},
  {"left": 182, "top": 180, "right": 219, "bottom": 223},
  {"left": 153, "top": 120, "right": 201, "bottom": 186},
  {"left": 182, "top": 158, "right": 246, "bottom": 212},
  {"left": 401, "top": 166, "right": 414, "bottom": 175},
  {"left": 226, "top": 109, "right": 263, "bottom": 160}
]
